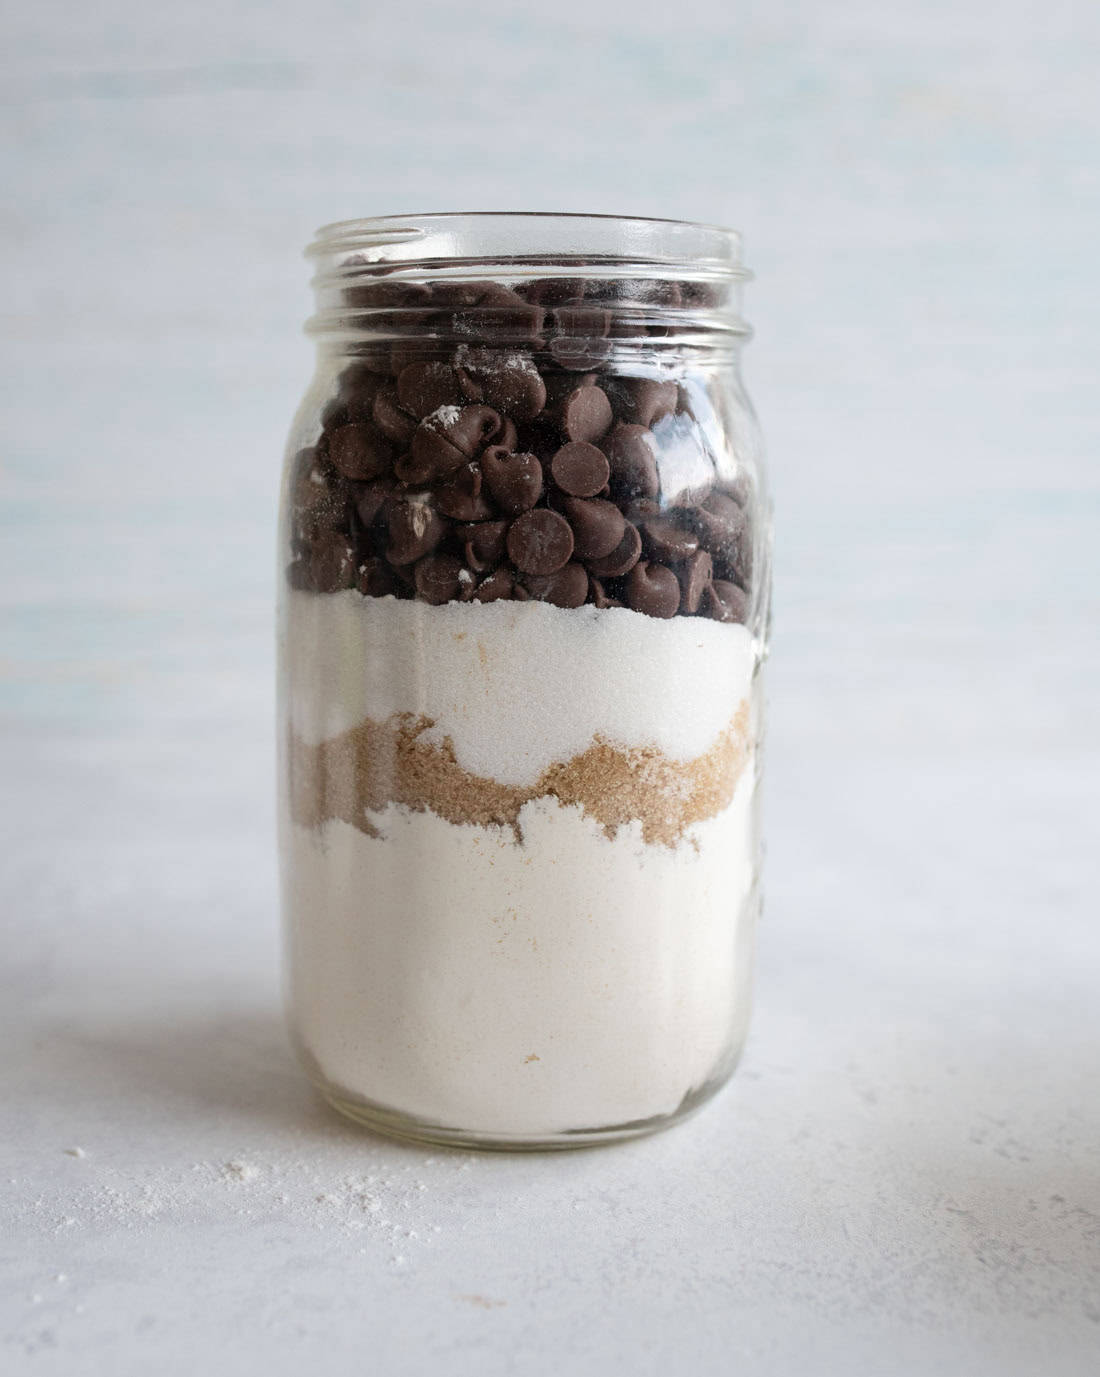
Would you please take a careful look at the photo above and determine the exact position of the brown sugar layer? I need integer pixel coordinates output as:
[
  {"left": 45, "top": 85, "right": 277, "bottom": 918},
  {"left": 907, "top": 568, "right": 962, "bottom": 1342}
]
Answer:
[{"left": 289, "top": 702, "right": 750, "bottom": 849}]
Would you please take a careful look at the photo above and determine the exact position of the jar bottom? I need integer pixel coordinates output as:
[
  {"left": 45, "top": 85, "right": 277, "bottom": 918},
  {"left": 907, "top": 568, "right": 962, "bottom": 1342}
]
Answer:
[{"left": 306, "top": 1056, "right": 743, "bottom": 1152}]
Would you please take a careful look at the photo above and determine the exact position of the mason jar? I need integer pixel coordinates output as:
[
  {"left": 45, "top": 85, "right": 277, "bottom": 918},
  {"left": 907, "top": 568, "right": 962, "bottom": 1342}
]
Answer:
[{"left": 278, "top": 213, "right": 771, "bottom": 1149}]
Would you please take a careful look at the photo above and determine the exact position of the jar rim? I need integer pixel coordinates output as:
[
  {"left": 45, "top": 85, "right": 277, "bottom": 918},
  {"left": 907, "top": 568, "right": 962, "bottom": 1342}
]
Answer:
[{"left": 307, "top": 211, "right": 748, "bottom": 277}]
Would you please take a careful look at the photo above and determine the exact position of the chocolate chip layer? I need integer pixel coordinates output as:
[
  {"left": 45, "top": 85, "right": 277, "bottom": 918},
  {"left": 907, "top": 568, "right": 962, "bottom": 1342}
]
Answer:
[{"left": 287, "top": 291, "right": 757, "bottom": 623}]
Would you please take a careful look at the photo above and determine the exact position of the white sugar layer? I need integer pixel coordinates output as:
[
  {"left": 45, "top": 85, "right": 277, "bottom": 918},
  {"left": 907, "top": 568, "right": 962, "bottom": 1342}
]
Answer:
[{"left": 283, "top": 590, "right": 756, "bottom": 787}]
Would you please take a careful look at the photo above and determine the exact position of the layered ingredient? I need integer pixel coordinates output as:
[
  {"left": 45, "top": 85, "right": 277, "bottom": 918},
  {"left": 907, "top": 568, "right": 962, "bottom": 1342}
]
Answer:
[
  {"left": 285, "top": 277, "right": 756, "bottom": 624},
  {"left": 282, "top": 593, "right": 760, "bottom": 1136},
  {"left": 280, "top": 270, "right": 765, "bottom": 1140}
]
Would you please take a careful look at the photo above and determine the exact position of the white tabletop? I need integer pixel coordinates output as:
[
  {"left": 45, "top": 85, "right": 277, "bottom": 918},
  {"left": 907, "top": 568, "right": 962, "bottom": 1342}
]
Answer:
[{"left": 3, "top": 2, "right": 1098, "bottom": 1373}]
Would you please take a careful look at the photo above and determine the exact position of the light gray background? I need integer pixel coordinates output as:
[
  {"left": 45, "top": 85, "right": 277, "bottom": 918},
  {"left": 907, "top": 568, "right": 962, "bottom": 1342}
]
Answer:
[{"left": 2, "top": 2, "right": 1097, "bottom": 1373}]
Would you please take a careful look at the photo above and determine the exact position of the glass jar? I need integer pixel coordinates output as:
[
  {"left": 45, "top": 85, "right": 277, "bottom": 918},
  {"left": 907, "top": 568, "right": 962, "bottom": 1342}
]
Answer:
[{"left": 278, "top": 213, "right": 771, "bottom": 1149}]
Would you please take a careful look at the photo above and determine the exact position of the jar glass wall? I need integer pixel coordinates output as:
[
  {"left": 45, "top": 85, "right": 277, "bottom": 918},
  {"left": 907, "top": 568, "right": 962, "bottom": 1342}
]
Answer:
[{"left": 278, "top": 213, "right": 771, "bottom": 1149}]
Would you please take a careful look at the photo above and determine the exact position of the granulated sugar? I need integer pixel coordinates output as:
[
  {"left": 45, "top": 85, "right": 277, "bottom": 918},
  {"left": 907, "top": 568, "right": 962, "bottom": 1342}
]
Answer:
[{"left": 284, "top": 590, "right": 755, "bottom": 786}]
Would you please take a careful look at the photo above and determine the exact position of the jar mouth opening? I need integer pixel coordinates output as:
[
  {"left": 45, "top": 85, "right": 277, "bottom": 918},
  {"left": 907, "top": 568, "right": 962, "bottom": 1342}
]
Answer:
[
  {"left": 307, "top": 211, "right": 749, "bottom": 280},
  {"left": 306, "top": 213, "right": 751, "bottom": 354}
]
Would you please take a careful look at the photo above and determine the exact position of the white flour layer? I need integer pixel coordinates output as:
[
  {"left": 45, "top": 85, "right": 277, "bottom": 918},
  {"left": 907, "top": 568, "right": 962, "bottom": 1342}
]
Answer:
[
  {"left": 284, "top": 768, "right": 758, "bottom": 1137},
  {"left": 283, "top": 590, "right": 756, "bottom": 788}
]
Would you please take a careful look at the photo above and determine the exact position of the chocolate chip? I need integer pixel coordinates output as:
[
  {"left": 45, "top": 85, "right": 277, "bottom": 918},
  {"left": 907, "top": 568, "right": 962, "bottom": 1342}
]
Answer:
[
  {"left": 356, "top": 556, "right": 399, "bottom": 598},
  {"left": 640, "top": 516, "right": 699, "bottom": 563},
  {"left": 388, "top": 331, "right": 452, "bottom": 379},
  {"left": 579, "top": 280, "right": 623, "bottom": 304},
  {"left": 550, "top": 441, "right": 610, "bottom": 497},
  {"left": 326, "top": 422, "right": 394, "bottom": 481},
  {"left": 344, "top": 347, "right": 392, "bottom": 377},
  {"left": 389, "top": 559, "right": 417, "bottom": 592},
  {"left": 393, "top": 449, "right": 439, "bottom": 486},
  {"left": 496, "top": 416, "right": 519, "bottom": 453},
  {"left": 608, "top": 377, "right": 679, "bottom": 427},
  {"left": 320, "top": 398, "right": 361, "bottom": 432},
  {"left": 372, "top": 383, "right": 418, "bottom": 445},
  {"left": 288, "top": 444, "right": 325, "bottom": 500},
  {"left": 560, "top": 497, "right": 626, "bottom": 561},
  {"left": 434, "top": 462, "right": 495, "bottom": 522},
  {"left": 414, "top": 552, "right": 464, "bottom": 606},
  {"left": 480, "top": 447, "right": 543, "bottom": 515},
  {"left": 386, "top": 497, "right": 447, "bottom": 565},
  {"left": 724, "top": 530, "right": 753, "bottom": 592},
  {"left": 625, "top": 561, "right": 680, "bottom": 619},
  {"left": 689, "top": 492, "right": 751, "bottom": 587},
  {"left": 506, "top": 508, "right": 574, "bottom": 576},
  {"left": 559, "top": 385, "right": 613, "bottom": 444},
  {"left": 342, "top": 279, "right": 432, "bottom": 311},
  {"left": 297, "top": 283, "right": 759, "bottom": 624},
  {"left": 588, "top": 574, "right": 618, "bottom": 609},
  {"left": 323, "top": 365, "right": 386, "bottom": 428},
  {"left": 542, "top": 371, "right": 598, "bottom": 407},
  {"left": 680, "top": 281, "right": 723, "bottom": 309},
  {"left": 336, "top": 362, "right": 386, "bottom": 408},
  {"left": 622, "top": 497, "right": 662, "bottom": 523},
  {"left": 689, "top": 491, "right": 742, "bottom": 551},
  {"left": 548, "top": 335, "right": 613, "bottom": 371},
  {"left": 396, "top": 361, "right": 468, "bottom": 419},
  {"left": 512, "top": 418, "right": 557, "bottom": 463},
  {"left": 286, "top": 557, "right": 312, "bottom": 591},
  {"left": 677, "top": 549, "right": 713, "bottom": 614},
  {"left": 458, "top": 349, "right": 547, "bottom": 421},
  {"left": 523, "top": 562, "right": 589, "bottom": 609},
  {"left": 409, "top": 403, "right": 502, "bottom": 481},
  {"left": 287, "top": 443, "right": 321, "bottom": 485},
  {"left": 484, "top": 282, "right": 547, "bottom": 330},
  {"left": 309, "top": 532, "right": 357, "bottom": 593},
  {"left": 702, "top": 579, "right": 748, "bottom": 624},
  {"left": 604, "top": 423, "right": 660, "bottom": 500},
  {"left": 429, "top": 281, "right": 496, "bottom": 309},
  {"left": 444, "top": 403, "right": 504, "bottom": 456},
  {"left": 344, "top": 295, "right": 436, "bottom": 349},
  {"left": 549, "top": 304, "right": 612, "bottom": 344},
  {"left": 290, "top": 451, "right": 349, "bottom": 536},
  {"left": 353, "top": 477, "right": 398, "bottom": 528},
  {"left": 647, "top": 279, "right": 684, "bottom": 307},
  {"left": 523, "top": 277, "right": 588, "bottom": 306},
  {"left": 456, "top": 285, "right": 544, "bottom": 342},
  {"left": 460, "top": 519, "right": 509, "bottom": 572},
  {"left": 473, "top": 567, "right": 515, "bottom": 603},
  {"left": 585, "top": 520, "right": 642, "bottom": 578}
]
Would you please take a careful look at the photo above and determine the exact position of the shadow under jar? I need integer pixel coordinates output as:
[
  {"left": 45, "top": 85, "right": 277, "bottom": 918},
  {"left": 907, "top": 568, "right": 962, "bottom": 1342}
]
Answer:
[{"left": 278, "top": 213, "right": 772, "bottom": 1149}]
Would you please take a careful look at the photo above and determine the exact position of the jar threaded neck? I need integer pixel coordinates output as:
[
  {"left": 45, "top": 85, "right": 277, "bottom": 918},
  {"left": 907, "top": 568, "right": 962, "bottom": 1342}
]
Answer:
[{"left": 306, "top": 212, "right": 751, "bottom": 356}]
